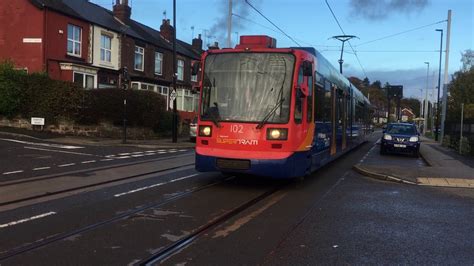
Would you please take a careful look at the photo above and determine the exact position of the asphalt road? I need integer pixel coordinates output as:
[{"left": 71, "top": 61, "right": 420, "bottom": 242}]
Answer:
[
  {"left": 0, "top": 132, "right": 472, "bottom": 265},
  {"left": 0, "top": 135, "right": 192, "bottom": 182}
]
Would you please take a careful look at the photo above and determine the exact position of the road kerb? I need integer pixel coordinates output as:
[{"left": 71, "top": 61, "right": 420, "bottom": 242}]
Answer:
[{"left": 352, "top": 164, "right": 418, "bottom": 185}]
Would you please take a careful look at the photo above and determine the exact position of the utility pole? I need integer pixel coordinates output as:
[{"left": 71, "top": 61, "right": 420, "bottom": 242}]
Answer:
[
  {"left": 435, "top": 29, "right": 443, "bottom": 141},
  {"left": 331, "top": 35, "right": 358, "bottom": 74},
  {"left": 460, "top": 103, "right": 464, "bottom": 154},
  {"left": 171, "top": 0, "right": 178, "bottom": 143},
  {"left": 423, "top": 62, "right": 430, "bottom": 135},
  {"left": 440, "top": 9, "right": 452, "bottom": 143},
  {"left": 227, "top": 0, "right": 232, "bottom": 48}
]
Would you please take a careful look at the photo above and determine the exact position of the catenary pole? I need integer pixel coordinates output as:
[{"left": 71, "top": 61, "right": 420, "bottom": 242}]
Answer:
[
  {"left": 440, "top": 9, "right": 451, "bottom": 143},
  {"left": 172, "top": 0, "right": 178, "bottom": 143},
  {"left": 435, "top": 29, "right": 443, "bottom": 141},
  {"left": 227, "top": 0, "right": 232, "bottom": 48}
]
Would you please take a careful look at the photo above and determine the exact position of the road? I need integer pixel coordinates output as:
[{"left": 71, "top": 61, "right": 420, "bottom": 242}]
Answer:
[{"left": 0, "top": 133, "right": 472, "bottom": 265}]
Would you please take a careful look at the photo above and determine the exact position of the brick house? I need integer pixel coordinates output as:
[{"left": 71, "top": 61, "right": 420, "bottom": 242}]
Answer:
[{"left": 0, "top": 0, "right": 203, "bottom": 120}]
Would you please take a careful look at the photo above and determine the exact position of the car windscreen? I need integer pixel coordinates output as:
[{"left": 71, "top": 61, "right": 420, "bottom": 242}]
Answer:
[{"left": 386, "top": 125, "right": 416, "bottom": 135}]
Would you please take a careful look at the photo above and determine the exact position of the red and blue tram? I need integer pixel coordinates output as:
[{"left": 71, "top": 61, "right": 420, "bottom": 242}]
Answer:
[{"left": 193, "top": 35, "right": 371, "bottom": 178}]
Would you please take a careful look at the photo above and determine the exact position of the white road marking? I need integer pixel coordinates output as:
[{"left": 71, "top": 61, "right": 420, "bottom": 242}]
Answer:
[
  {"left": 105, "top": 155, "right": 116, "bottom": 158},
  {"left": 114, "top": 174, "right": 199, "bottom": 198},
  {"left": 0, "top": 212, "right": 57, "bottom": 229},
  {"left": 23, "top": 146, "right": 95, "bottom": 157},
  {"left": 131, "top": 152, "right": 144, "bottom": 155},
  {"left": 116, "top": 156, "right": 131, "bottom": 159},
  {"left": 118, "top": 153, "right": 131, "bottom": 156},
  {"left": 157, "top": 150, "right": 166, "bottom": 152},
  {"left": 178, "top": 149, "right": 187, "bottom": 152},
  {"left": 2, "top": 170, "right": 24, "bottom": 175},
  {"left": 33, "top": 167, "right": 51, "bottom": 171},
  {"left": 158, "top": 152, "right": 167, "bottom": 154},
  {"left": 100, "top": 158, "right": 114, "bottom": 162},
  {"left": 58, "top": 163, "right": 75, "bottom": 167},
  {"left": 81, "top": 160, "right": 96, "bottom": 164},
  {"left": 131, "top": 154, "right": 145, "bottom": 157},
  {"left": 168, "top": 151, "right": 177, "bottom": 153},
  {"left": 0, "top": 138, "right": 83, "bottom": 149}
]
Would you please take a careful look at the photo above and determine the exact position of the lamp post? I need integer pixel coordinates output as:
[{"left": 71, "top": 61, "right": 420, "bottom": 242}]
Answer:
[
  {"left": 330, "top": 35, "right": 358, "bottom": 74},
  {"left": 171, "top": 0, "right": 178, "bottom": 143},
  {"left": 435, "top": 29, "right": 443, "bottom": 141},
  {"left": 423, "top": 62, "right": 429, "bottom": 135}
]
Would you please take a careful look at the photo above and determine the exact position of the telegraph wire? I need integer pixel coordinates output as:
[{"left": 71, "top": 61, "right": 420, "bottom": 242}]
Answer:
[
  {"left": 325, "top": 0, "right": 367, "bottom": 78},
  {"left": 356, "top": 20, "right": 447, "bottom": 47},
  {"left": 232, "top": 13, "right": 340, "bottom": 49},
  {"left": 244, "top": 0, "right": 301, "bottom": 47}
]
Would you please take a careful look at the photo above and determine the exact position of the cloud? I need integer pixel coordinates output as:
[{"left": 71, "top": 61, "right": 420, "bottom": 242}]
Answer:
[{"left": 349, "top": 0, "right": 429, "bottom": 21}]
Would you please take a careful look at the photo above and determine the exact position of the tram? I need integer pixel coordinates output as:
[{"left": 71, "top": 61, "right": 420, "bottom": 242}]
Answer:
[{"left": 192, "top": 35, "right": 371, "bottom": 178}]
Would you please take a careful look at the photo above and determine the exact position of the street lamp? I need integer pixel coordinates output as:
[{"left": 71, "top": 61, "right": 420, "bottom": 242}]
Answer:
[
  {"left": 330, "top": 35, "right": 358, "bottom": 74},
  {"left": 435, "top": 29, "right": 443, "bottom": 141},
  {"left": 423, "top": 62, "right": 430, "bottom": 135}
]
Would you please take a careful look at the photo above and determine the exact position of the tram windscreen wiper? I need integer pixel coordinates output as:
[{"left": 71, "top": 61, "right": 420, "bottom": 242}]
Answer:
[{"left": 256, "top": 97, "right": 285, "bottom": 129}]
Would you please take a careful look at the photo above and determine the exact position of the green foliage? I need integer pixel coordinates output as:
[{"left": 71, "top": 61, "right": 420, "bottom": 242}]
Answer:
[
  {"left": 447, "top": 69, "right": 474, "bottom": 123},
  {"left": 0, "top": 62, "right": 169, "bottom": 131},
  {"left": 0, "top": 61, "right": 27, "bottom": 117}
]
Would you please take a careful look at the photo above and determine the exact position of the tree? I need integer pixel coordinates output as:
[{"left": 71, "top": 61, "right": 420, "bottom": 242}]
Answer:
[
  {"left": 401, "top": 98, "right": 420, "bottom": 117},
  {"left": 362, "top": 77, "right": 370, "bottom": 87},
  {"left": 461, "top": 49, "right": 474, "bottom": 72},
  {"left": 447, "top": 68, "right": 474, "bottom": 122}
]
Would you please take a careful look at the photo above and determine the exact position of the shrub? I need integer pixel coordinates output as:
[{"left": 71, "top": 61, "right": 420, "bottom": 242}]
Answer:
[{"left": 0, "top": 61, "right": 27, "bottom": 117}]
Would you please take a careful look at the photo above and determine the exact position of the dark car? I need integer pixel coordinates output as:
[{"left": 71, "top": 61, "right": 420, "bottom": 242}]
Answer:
[{"left": 380, "top": 123, "right": 420, "bottom": 157}]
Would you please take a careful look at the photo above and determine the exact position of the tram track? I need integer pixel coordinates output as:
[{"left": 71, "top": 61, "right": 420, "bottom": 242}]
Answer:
[
  {"left": 0, "top": 163, "right": 195, "bottom": 208},
  {"left": 0, "top": 175, "right": 229, "bottom": 262},
  {"left": 138, "top": 185, "right": 285, "bottom": 265}
]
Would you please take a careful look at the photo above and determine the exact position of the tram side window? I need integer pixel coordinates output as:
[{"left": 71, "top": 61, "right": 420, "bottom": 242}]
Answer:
[
  {"left": 294, "top": 67, "right": 304, "bottom": 123},
  {"left": 315, "top": 73, "right": 331, "bottom": 122},
  {"left": 307, "top": 75, "right": 313, "bottom": 123}
]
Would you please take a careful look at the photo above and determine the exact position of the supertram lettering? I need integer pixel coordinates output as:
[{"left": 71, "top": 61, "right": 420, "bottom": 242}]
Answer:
[{"left": 216, "top": 138, "right": 259, "bottom": 146}]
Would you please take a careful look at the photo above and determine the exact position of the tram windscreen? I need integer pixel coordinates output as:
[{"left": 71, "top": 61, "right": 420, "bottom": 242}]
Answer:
[{"left": 201, "top": 53, "right": 294, "bottom": 123}]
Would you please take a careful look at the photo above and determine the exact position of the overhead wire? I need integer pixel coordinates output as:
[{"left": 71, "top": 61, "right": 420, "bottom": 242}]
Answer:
[
  {"left": 244, "top": 0, "right": 301, "bottom": 47},
  {"left": 232, "top": 13, "right": 339, "bottom": 49},
  {"left": 356, "top": 20, "right": 447, "bottom": 47},
  {"left": 325, "top": 0, "right": 368, "bottom": 78}
]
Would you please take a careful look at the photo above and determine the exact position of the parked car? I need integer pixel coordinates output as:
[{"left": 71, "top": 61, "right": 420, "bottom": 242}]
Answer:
[
  {"left": 189, "top": 117, "right": 197, "bottom": 142},
  {"left": 380, "top": 122, "right": 420, "bottom": 157}
]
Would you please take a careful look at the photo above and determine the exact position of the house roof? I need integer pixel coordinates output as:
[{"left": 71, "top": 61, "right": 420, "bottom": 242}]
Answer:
[{"left": 29, "top": 0, "right": 201, "bottom": 59}]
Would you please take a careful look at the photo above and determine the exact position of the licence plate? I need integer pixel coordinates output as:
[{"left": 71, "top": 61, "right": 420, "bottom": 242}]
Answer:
[{"left": 394, "top": 144, "right": 406, "bottom": 148}]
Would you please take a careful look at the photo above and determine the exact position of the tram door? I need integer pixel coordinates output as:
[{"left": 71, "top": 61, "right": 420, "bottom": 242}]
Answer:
[{"left": 330, "top": 86, "right": 346, "bottom": 155}]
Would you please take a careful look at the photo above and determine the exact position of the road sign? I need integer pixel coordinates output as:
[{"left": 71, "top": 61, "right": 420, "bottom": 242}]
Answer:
[
  {"left": 170, "top": 90, "right": 177, "bottom": 101},
  {"left": 31, "top": 117, "right": 45, "bottom": 126}
]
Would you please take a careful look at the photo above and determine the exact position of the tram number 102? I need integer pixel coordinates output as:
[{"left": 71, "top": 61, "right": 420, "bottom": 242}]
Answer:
[{"left": 230, "top": 124, "right": 244, "bottom": 133}]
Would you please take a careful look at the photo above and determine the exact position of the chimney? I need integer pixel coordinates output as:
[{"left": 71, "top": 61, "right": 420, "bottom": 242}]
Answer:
[
  {"left": 192, "top": 34, "right": 203, "bottom": 51},
  {"left": 113, "top": 0, "right": 131, "bottom": 22},
  {"left": 208, "top": 41, "right": 219, "bottom": 50},
  {"left": 160, "top": 19, "right": 174, "bottom": 41}
]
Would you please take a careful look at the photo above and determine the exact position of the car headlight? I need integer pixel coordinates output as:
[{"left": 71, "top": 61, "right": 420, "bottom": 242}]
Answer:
[
  {"left": 409, "top": 136, "right": 419, "bottom": 142},
  {"left": 199, "top": 125, "right": 212, "bottom": 137},
  {"left": 267, "top": 128, "right": 288, "bottom": 140},
  {"left": 383, "top": 134, "right": 392, "bottom": 140}
]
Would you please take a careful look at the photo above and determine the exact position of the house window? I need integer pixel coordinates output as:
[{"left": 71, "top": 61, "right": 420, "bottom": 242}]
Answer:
[
  {"left": 67, "top": 24, "right": 82, "bottom": 56},
  {"left": 100, "top": 34, "right": 112, "bottom": 63},
  {"left": 191, "top": 73, "right": 197, "bottom": 82},
  {"left": 134, "top": 46, "right": 144, "bottom": 71},
  {"left": 73, "top": 72, "right": 95, "bottom": 89},
  {"left": 177, "top": 88, "right": 194, "bottom": 112},
  {"left": 155, "top": 52, "right": 163, "bottom": 75},
  {"left": 177, "top": 59, "right": 184, "bottom": 81}
]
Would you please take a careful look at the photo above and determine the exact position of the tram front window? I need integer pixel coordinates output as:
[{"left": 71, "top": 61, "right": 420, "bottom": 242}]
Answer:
[{"left": 201, "top": 53, "right": 294, "bottom": 123}]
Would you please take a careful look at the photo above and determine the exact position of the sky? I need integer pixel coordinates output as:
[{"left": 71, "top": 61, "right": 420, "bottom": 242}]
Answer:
[{"left": 91, "top": 0, "right": 473, "bottom": 101}]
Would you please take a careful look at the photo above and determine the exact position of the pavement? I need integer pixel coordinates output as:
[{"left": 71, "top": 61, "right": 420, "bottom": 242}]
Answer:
[
  {"left": 0, "top": 126, "right": 195, "bottom": 149},
  {"left": 354, "top": 135, "right": 474, "bottom": 188}
]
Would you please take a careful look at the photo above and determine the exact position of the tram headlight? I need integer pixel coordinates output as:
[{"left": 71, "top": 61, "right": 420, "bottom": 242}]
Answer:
[
  {"left": 267, "top": 128, "right": 288, "bottom": 140},
  {"left": 199, "top": 126, "right": 212, "bottom": 137}
]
